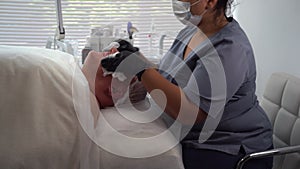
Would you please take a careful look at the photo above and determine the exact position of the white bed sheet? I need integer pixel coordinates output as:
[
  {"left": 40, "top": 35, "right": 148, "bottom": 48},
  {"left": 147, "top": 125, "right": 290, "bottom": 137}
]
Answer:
[
  {"left": 0, "top": 45, "right": 184, "bottom": 169},
  {"left": 95, "top": 101, "right": 184, "bottom": 169}
]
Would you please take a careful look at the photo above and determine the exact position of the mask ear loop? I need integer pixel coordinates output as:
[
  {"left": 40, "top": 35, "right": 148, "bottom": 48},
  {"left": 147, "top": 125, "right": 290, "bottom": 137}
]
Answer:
[
  {"left": 191, "top": 0, "right": 202, "bottom": 6},
  {"left": 200, "top": 8, "right": 208, "bottom": 16},
  {"left": 191, "top": 0, "right": 208, "bottom": 15}
]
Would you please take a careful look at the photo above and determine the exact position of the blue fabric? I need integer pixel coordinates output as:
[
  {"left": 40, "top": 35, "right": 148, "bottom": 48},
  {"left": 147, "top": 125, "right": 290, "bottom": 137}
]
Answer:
[{"left": 159, "top": 19, "right": 273, "bottom": 155}]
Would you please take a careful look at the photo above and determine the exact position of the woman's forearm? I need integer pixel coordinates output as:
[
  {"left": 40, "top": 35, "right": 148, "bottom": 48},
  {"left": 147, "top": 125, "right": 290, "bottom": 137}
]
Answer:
[{"left": 141, "top": 68, "right": 207, "bottom": 124}]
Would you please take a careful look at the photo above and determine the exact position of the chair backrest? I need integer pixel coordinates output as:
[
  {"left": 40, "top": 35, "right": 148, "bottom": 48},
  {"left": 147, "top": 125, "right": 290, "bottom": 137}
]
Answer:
[{"left": 260, "top": 72, "right": 300, "bottom": 169}]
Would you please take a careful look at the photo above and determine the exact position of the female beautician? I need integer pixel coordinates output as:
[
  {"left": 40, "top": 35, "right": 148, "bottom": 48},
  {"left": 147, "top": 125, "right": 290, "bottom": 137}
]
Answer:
[{"left": 101, "top": 0, "right": 273, "bottom": 168}]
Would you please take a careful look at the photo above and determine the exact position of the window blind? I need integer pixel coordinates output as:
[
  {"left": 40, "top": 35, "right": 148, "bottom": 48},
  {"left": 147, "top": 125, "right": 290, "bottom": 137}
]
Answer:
[{"left": 0, "top": 0, "right": 183, "bottom": 59}]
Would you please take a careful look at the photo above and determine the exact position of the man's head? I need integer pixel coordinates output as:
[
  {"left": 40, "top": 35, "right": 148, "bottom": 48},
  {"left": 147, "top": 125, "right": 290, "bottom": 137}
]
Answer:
[{"left": 82, "top": 51, "right": 147, "bottom": 109}]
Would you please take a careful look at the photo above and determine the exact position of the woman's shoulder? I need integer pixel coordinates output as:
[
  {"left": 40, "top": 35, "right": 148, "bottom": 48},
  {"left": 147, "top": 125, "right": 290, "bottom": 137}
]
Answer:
[
  {"left": 176, "top": 25, "right": 197, "bottom": 40},
  {"left": 211, "top": 19, "right": 254, "bottom": 54}
]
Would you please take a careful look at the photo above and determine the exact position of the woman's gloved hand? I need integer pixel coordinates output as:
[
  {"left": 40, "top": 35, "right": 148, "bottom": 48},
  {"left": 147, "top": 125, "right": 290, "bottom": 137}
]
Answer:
[
  {"left": 114, "top": 39, "right": 139, "bottom": 52},
  {"left": 129, "top": 80, "right": 148, "bottom": 103},
  {"left": 103, "top": 39, "right": 139, "bottom": 53},
  {"left": 101, "top": 50, "right": 156, "bottom": 81}
]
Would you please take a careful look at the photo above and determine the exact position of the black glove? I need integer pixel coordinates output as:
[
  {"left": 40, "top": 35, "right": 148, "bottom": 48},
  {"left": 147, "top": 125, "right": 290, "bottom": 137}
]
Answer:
[
  {"left": 114, "top": 39, "right": 139, "bottom": 53},
  {"left": 101, "top": 50, "right": 156, "bottom": 81}
]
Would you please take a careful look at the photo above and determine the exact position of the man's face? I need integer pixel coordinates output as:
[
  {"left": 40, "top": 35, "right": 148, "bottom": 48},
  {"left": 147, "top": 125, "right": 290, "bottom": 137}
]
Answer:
[
  {"left": 94, "top": 65, "right": 129, "bottom": 108},
  {"left": 95, "top": 67, "right": 114, "bottom": 108},
  {"left": 83, "top": 50, "right": 132, "bottom": 109}
]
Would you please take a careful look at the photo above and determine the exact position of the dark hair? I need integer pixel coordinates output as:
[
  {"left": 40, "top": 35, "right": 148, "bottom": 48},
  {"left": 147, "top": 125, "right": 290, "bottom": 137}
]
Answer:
[{"left": 214, "top": 0, "right": 234, "bottom": 22}]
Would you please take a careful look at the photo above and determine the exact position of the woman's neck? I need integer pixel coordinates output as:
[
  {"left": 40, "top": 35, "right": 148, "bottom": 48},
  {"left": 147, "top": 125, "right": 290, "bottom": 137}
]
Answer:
[{"left": 198, "top": 16, "right": 229, "bottom": 37}]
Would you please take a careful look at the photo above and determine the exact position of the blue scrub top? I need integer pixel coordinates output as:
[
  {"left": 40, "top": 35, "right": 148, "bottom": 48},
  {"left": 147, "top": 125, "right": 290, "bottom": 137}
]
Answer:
[{"left": 159, "top": 19, "right": 273, "bottom": 155}]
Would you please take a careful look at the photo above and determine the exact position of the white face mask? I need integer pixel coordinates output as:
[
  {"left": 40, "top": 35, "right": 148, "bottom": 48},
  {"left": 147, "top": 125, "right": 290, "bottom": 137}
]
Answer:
[{"left": 173, "top": 0, "right": 207, "bottom": 26}]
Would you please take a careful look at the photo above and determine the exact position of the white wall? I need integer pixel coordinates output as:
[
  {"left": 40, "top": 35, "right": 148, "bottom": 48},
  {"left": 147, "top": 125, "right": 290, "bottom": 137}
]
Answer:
[{"left": 234, "top": 0, "right": 300, "bottom": 98}]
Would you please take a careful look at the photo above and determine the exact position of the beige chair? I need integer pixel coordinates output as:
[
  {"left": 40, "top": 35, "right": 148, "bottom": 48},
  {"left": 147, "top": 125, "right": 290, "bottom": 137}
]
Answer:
[{"left": 237, "top": 72, "right": 300, "bottom": 169}]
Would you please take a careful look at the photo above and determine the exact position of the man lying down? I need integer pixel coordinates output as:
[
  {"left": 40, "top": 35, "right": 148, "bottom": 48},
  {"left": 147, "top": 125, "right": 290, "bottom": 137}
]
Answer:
[{"left": 79, "top": 40, "right": 184, "bottom": 169}]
